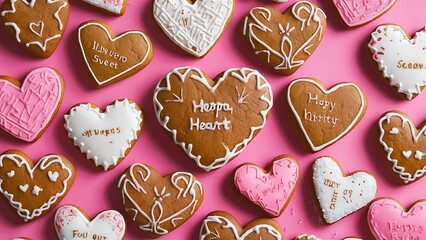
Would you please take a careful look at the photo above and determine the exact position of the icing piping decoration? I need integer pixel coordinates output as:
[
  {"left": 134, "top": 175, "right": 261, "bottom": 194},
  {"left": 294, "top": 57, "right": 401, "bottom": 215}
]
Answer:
[
  {"left": 295, "top": 234, "right": 321, "bottom": 240},
  {"left": 82, "top": 0, "right": 126, "bottom": 15},
  {"left": 64, "top": 99, "right": 143, "bottom": 171},
  {"left": 153, "top": 0, "right": 234, "bottom": 57}
]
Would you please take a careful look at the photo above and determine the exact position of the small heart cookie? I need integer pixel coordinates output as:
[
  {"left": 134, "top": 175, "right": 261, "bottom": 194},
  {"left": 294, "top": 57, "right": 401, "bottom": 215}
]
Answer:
[
  {"left": 368, "top": 198, "right": 426, "bottom": 240},
  {"left": 64, "top": 99, "right": 143, "bottom": 171},
  {"left": 0, "top": 150, "right": 75, "bottom": 222},
  {"left": 378, "top": 111, "right": 426, "bottom": 184},
  {"left": 0, "top": 0, "right": 69, "bottom": 58},
  {"left": 82, "top": 0, "right": 127, "bottom": 15},
  {"left": 296, "top": 234, "right": 320, "bottom": 240},
  {"left": 54, "top": 205, "right": 126, "bottom": 240},
  {"left": 332, "top": 0, "right": 396, "bottom": 28},
  {"left": 243, "top": 1, "right": 327, "bottom": 75},
  {"left": 368, "top": 24, "right": 426, "bottom": 100},
  {"left": 200, "top": 211, "right": 283, "bottom": 240},
  {"left": 234, "top": 155, "right": 299, "bottom": 217},
  {"left": 153, "top": 0, "right": 234, "bottom": 57},
  {"left": 78, "top": 21, "right": 153, "bottom": 87},
  {"left": 287, "top": 78, "right": 367, "bottom": 151},
  {"left": 118, "top": 163, "right": 203, "bottom": 238},
  {"left": 154, "top": 67, "right": 273, "bottom": 171},
  {"left": 313, "top": 156, "right": 377, "bottom": 224},
  {"left": 0, "top": 67, "right": 64, "bottom": 142}
]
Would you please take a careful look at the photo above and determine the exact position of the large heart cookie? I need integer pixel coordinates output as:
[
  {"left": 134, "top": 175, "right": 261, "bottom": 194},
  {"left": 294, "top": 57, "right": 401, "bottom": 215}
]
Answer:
[
  {"left": 313, "top": 156, "right": 377, "bottom": 224},
  {"left": 54, "top": 205, "right": 126, "bottom": 240},
  {"left": 117, "top": 163, "right": 203, "bottom": 238},
  {"left": 234, "top": 155, "right": 299, "bottom": 217},
  {"left": 154, "top": 67, "right": 273, "bottom": 171},
  {"left": 332, "top": 0, "right": 396, "bottom": 28},
  {"left": 200, "top": 211, "right": 283, "bottom": 240},
  {"left": 64, "top": 99, "right": 143, "bottom": 171},
  {"left": 287, "top": 78, "right": 367, "bottom": 151},
  {"left": 378, "top": 111, "right": 426, "bottom": 184},
  {"left": 82, "top": 0, "right": 127, "bottom": 15},
  {"left": 0, "top": 0, "right": 69, "bottom": 58},
  {"left": 368, "top": 198, "right": 426, "bottom": 240},
  {"left": 0, "top": 150, "right": 75, "bottom": 222},
  {"left": 153, "top": 0, "right": 234, "bottom": 57},
  {"left": 243, "top": 1, "right": 326, "bottom": 75},
  {"left": 0, "top": 67, "right": 64, "bottom": 142},
  {"left": 78, "top": 21, "right": 153, "bottom": 87},
  {"left": 368, "top": 24, "right": 426, "bottom": 100}
]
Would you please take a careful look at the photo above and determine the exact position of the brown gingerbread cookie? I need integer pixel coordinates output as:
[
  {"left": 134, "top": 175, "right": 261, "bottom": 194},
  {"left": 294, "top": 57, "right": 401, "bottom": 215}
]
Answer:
[{"left": 295, "top": 234, "right": 321, "bottom": 240}]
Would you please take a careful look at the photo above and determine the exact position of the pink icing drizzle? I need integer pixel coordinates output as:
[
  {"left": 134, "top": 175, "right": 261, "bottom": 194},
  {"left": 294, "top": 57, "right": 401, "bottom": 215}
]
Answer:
[
  {"left": 234, "top": 158, "right": 299, "bottom": 216},
  {"left": 368, "top": 198, "right": 426, "bottom": 240},
  {"left": 0, "top": 67, "right": 62, "bottom": 142}
]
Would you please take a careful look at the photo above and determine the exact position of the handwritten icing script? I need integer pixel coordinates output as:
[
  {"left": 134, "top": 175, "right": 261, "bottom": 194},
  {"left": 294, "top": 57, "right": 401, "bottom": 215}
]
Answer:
[
  {"left": 190, "top": 99, "right": 233, "bottom": 131},
  {"left": 303, "top": 93, "right": 339, "bottom": 127},
  {"left": 323, "top": 179, "right": 352, "bottom": 210},
  {"left": 81, "top": 127, "right": 121, "bottom": 137},
  {"left": 91, "top": 41, "right": 127, "bottom": 69},
  {"left": 72, "top": 230, "right": 107, "bottom": 240}
]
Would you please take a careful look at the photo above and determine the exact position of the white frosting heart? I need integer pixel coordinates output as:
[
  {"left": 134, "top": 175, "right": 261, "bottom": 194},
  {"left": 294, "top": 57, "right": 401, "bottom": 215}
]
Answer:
[{"left": 82, "top": 0, "right": 125, "bottom": 14}]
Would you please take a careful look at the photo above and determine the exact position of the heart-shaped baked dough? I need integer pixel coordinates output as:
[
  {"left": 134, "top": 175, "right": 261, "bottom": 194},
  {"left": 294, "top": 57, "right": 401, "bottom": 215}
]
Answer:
[
  {"left": 0, "top": 150, "right": 75, "bottom": 222},
  {"left": 287, "top": 78, "right": 367, "bottom": 151},
  {"left": 368, "top": 198, "right": 426, "bottom": 240},
  {"left": 82, "top": 0, "right": 127, "bottom": 15},
  {"left": 64, "top": 99, "right": 143, "bottom": 171},
  {"left": 0, "top": 0, "right": 69, "bottom": 58},
  {"left": 154, "top": 67, "right": 273, "bottom": 171},
  {"left": 296, "top": 234, "right": 320, "bottom": 240},
  {"left": 78, "top": 21, "right": 153, "bottom": 87},
  {"left": 243, "top": 1, "right": 326, "bottom": 75},
  {"left": 369, "top": 24, "right": 426, "bottom": 100},
  {"left": 55, "top": 205, "right": 126, "bottom": 240},
  {"left": 313, "top": 156, "right": 377, "bottom": 224},
  {"left": 331, "top": 0, "right": 396, "bottom": 28},
  {"left": 0, "top": 67, "right": 64, "bottom": 142},
  {"left": 153, "top": 0, "right": 234, "bottom": 57},
  {"left": 378, "top": 111, "right": 426, "bottom": 184},
  {"left": 234, "top": 155, "right": 299, "bottom": 217},
  {"left": 200, "top": 211, "right": 283, "bottom": 240},
  {"left": 118, "top": 163, "right": 203, "bottom": 238}
]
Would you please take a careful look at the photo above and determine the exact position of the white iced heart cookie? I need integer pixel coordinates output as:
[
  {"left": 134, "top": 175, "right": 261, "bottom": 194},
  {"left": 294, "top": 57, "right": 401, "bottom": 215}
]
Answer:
[
  {"left": 369, "top": 24, "right": 426, "bottom": 100},
  {"left": 313, "top": 156, "right": 377, "bottom": 224},
  {"left": 54, "top": 205, "right": 126, "bottom": 240},
  {"left": 82, "top": 0, "right": 127, "bottom": 15},
  {"left": 153, "top": 0, "right": 234, "bottom": 57},
  {"left": 64, "top": 99, "right": 143, "bottom": 171}
]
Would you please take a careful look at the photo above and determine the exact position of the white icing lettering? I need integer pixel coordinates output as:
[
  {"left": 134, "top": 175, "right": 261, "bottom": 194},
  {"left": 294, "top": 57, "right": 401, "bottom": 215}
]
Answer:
[
  {"left": 91, "top": 41, "right": 127, "bottom": 69},
  {"left": 308, "top": 93, "right": 336, "bottom": 111},
  {"left": 190, "top": 117, "right": 231, "bottom": 131},
  {"left": 304, "top": 109, "right": 339, "bottom": 127},
  {"left": 192, "top": 99, "right": 233, "bottom": 117}
]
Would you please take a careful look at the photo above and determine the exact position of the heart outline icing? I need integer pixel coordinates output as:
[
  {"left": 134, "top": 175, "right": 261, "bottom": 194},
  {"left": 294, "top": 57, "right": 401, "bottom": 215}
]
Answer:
[
  {"left": 54, "top": 205, "right": 126, "bottom": 240},
  {"left": 153, "top": 0, "right": 234, "bottom": 57},
  {"left": 369, "top": 24, "right": 426, "bottom": 100},
  {"left": 64, "top": 99, "right": 143, "bottom": 171},
  {"left": 313, "top": 156, "right": 377, "bottom": 224},
  {"left": 0, "top": 151, "right": 74, "bottom": 222},
  {"left": 153, "top": 67, "right": 273, "bottom": 171},
  {"left": 118, "top": 163, "right": 203, "bottom": 237}
]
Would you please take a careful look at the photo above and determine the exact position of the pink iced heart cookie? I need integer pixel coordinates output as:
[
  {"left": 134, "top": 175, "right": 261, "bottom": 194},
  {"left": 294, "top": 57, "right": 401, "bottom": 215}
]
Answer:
[
  {"left": 234, "top": 155, "right": 299, "bottom": 217},
  {"left": 368, "top": 198, "right": 426, "bottom": 240},
  {"left": 0, "top": 67, "right": 64, "bottom": 142},
  {"left": 332, "top": 0, "right": 396, "bottom": 28},
  {"left": 82, "top": 0, "right": 127, "bottom": 15}
]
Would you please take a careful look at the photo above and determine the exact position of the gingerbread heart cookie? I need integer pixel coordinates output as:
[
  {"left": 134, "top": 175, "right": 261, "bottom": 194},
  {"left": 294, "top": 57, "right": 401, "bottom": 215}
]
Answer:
[
  {"left": 200, "top": 211, "right": 283, "bottom": 240},
  {"left": 0, "top": 0, "right": 69, "bottom": 58},
  {"left": 368, "top": 24, "right": 426, "bottom": 100},
  {"left": 332, "top": 0, "right": 396, "bottom": 28},
  {"left": 54, "top": 205, "right": 126, "bottom": 240},
  {"left": 296, "top": 234, "right": 321, "bottom": 240},
  {"left": 118, "top": 163, "right": 203, "bottom": 237},
  {"left": 64, "top": 99, "right": 143, "bottom": 171},
  {"left": 287, "top": 78, "right": 367, "bottom": 151},
  {"left": 313, "top": 156, "right": 377, "bottom": 224},
  {"left": 153, "top": 0, "right": 234, "bottom": 57},
  {"left": 0, "top": 67, "right": 64, "bottom": 142},
  {"left": 154, "top": 67, "right": 273, "bottom": 171},
  {"left": 234, "top": 155, "right": 299, "bottom": 217},
  {"left": 78, "top": 21, "right": 153, "bottom": 87},
  {"left": 243, "top": 1, "right": 326, "bottom": 75},
  {"left": 378, "top": 111, "right": 426, "bottom": 184},
  {"left": 82, "top": 0, "right": 127, "bottom": 15},
  {"left": 0, "top": 150, "right": 75, "bottom": 222},
  {"left": 368, "top": 198, "right": 426, "bottom": 240}
]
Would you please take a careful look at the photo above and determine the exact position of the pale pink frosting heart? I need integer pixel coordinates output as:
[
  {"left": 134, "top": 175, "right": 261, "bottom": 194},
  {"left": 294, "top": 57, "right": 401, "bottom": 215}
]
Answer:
[
  {"left": 234, "top": 156, "right": 299, "bottom": 216},
  {"left": 0, "top": 67, "right": 63, "bottom": 142},
  {"left": 332, "top": 0, "right": 396, "bottom": 27},
  {"left": 368, "top": 198, "right": 426, "bottom": 239}
]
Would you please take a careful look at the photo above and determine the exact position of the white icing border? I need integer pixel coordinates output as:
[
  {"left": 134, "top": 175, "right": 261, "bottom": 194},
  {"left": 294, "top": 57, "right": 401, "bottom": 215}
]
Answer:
[
  {"left": 82, "top": 0, "right": 124, "bottom": 14},
  {"left": 153, "top": 67, "right": 273, "bottom": 171}
]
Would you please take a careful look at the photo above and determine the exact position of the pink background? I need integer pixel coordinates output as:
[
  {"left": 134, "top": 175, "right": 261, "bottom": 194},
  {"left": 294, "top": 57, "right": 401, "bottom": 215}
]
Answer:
[{"left": 0, "top": 0, "right": 424, "bottom": 239}]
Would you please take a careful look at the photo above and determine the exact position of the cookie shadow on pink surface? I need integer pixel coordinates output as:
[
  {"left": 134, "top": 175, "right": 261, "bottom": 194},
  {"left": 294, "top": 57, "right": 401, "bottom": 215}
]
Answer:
[
  {"left": 0, "top": 198, "right": 24, "bottom": 227},
  {"left": 357, "top": 204, "right": 376, "bottom": 240},
  {"left": 316, "top": 0, "right": 347, "bottom": 32},
  {"left": 0, "top": 27, "right": 37, "bottom": 60}
]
